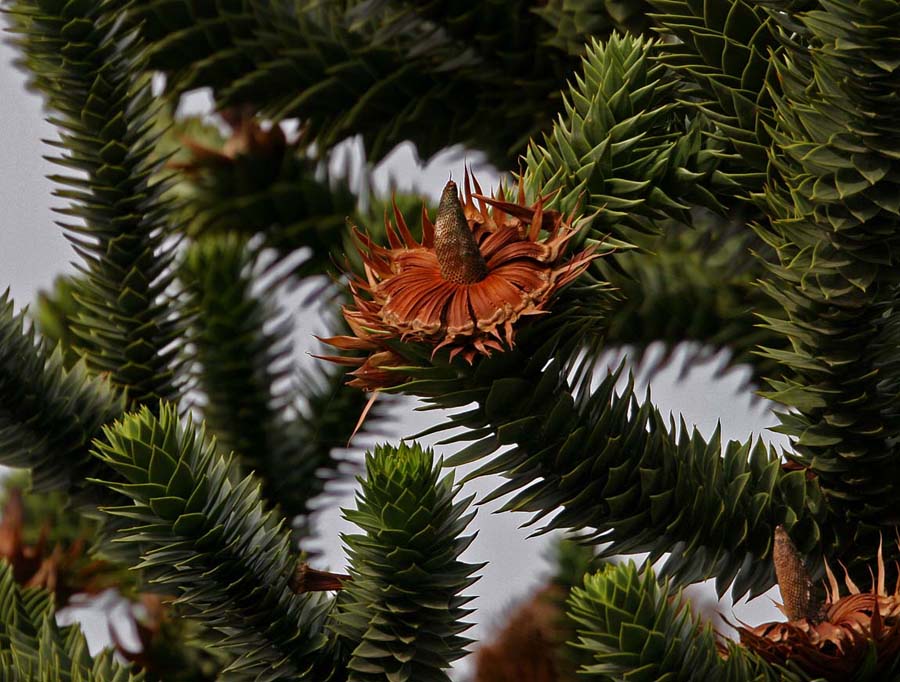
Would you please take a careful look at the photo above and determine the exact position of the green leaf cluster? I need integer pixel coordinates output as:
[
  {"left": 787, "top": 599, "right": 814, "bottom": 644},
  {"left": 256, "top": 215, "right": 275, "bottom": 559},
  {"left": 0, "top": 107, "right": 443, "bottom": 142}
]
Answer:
[
  {"left": 566, "top": 561, "right": 790, "bottom": 681},
  {"left": 91, "top": 403, "right": 328, "bottom": 680},
  {"left": 3, "top": 0, "right": 900, "bottom": 679},
  {"left": 753, "top": 0, "right": 900, "bottom": 528},
  {"left": 118, "top": 0, "right": 643, "bottom": 167},
  {"left": 0, "top": 291, "right": 124, "bottom": 501},
  {"left": 0, "top": 561, "right": 142, "bottom": 682},
  {"left": 331, "top": 442, "right": 479, "bottom": 682},
  {"left": 6, "top": 0, "right": 182, "bottom": 409},
  {"left": 394, "top": 319, "right": 825, "bottom": 599},
  {"left": 524, "top": 33, "right": 731, "bottom": 237}
]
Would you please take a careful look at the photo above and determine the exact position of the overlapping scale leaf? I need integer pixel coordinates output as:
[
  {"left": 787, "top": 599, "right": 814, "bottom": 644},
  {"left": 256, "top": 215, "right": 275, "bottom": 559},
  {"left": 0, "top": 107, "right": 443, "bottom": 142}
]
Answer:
[
  {"left": 0, "top": 291, "right": 124, "bottom": 501},
  {"left": 33, "top": 274, "right": 91, "bottom": 372},
  {"left": 330, "top": 442, "right": 479, "bottom": 682},
  {"left": 754, "top": 0, "right": 900, "bottom": 530},
  {"left": 0, "top": 561, "right": 142, "bottom": 682},
  {"left": 90, "top": 404, "right": 329, "bottom": 681},
  {"left": 6, "top": 0, "right": 182, "bottom": 409},
  {"left": 391, "top": 315, "right": 825, "bottom": 599},
  {"left": 567, "top": 562, "right": 794, "bottom": 681},
  {"left": 533, "top": 0, "right": 655, "bottom": 54},
  {"left": 649, "top": 0, "right": 779, "bottom": 174},
  {"left": 524, "top": 33, "right": 734, "bottom": 239}
]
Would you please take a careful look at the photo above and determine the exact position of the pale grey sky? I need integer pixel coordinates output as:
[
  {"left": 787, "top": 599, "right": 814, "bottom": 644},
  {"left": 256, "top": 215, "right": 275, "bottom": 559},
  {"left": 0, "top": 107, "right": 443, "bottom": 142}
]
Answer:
[{"left": 0, "top": 35, "right": 785, "bottom": 678}]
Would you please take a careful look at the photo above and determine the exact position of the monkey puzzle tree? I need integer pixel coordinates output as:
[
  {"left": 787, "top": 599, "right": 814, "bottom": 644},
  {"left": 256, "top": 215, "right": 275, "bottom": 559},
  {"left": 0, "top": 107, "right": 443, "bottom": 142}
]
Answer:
[{"left": 0, "top": 1, "right": 899, "bottom": 680}]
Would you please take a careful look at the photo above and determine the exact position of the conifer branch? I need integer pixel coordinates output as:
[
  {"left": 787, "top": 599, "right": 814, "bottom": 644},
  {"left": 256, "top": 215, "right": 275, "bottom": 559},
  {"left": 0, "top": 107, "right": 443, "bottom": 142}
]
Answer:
[
  {"left": 603, "top": 218, "right": 780, "bottom": 387},
  {"left": 180, "top": 235, "right": 367, "bottom": 531},
  {"left": 0, "top": 291, "right": 124, "bottom": 501},
  {"left": 567, "top": 562, "right": 792, "bottom": 681},
  {"left": 91, "top": 404, "right": 330, "bottom": 680},
  {"left": 391, "top": 312, "right": 825, "bottom": 599},
  {"left": 117, "top": 1, "right": 606, "bottom": 165},
  {"left": 649, "top": 0, "right": 779, "bottom": 175},
  {"left": 754, "top": 0, "right": 900, "bottom": 526},
  {"left": 6, "top": 0, "right": 183, "bottom": 410},
  {"left": 329, "top": 442, "right": 479, "bottom": 681},
  {"left": 524, "top": 33, "right": 738, "bottom": 240},
  {"left": 0, "top": 562, "right": 143, "bottom": 681}
]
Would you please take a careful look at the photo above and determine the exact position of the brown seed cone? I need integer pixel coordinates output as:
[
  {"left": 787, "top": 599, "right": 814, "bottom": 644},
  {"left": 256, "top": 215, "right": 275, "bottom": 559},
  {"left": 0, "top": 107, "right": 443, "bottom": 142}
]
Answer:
[
  {"left": 318, "top": 172, "right": 599, "bottom": 390},
  {"left": 773, "top": 525, "right": 821, "bottom": 621},
  {"left": 737, "top": 536, "right": 900, "bottom": 681},
  {"left": 434, "top": 180, "right": 488, "bottom": 283}
]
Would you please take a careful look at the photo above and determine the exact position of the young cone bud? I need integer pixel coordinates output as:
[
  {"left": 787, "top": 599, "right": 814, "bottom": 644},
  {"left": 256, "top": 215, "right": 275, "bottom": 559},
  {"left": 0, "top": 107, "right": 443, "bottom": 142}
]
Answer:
[
  {"left": 434, "top": 180, "right": 488, "bottom": 284},
  {"left": 774, "top": 525, "right": 821, "bottom": 621}
]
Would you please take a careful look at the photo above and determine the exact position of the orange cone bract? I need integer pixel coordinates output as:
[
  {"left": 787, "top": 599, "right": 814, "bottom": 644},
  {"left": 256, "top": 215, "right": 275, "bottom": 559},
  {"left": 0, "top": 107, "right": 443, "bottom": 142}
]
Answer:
[{"left": 320, "top": 173, "right": 596, "bottom": 391}]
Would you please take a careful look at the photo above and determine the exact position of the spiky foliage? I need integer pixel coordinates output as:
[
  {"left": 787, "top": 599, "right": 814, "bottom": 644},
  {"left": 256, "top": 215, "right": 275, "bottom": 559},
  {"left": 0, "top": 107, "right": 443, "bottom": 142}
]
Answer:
[
  {"left": 117, "top": 1, "right": 653, "bottom": 167},
  {"left": 33, "top": 275, "right": 88, "bottom": 371},
  {"left": 180, "top": 235, "right": 298, "bottom": 487},
  {"left": 649, "top": 0, "right": 779, "bottom": 174},
  {"left": 166, "top": 113, "right": 356, "bottom": 277},
  {"left": 534, "top": 0, "right": 655, "bottom": 54},
  {"left": 180, "top": 234, "right": 362, "bottom": 528},
  {"left": 0, "top": 291, "right": 124, "bottom": 500},
  {"left": 601, "top": 216, "right": 780, "bottom": 387},
  {"left": 6, "top": 0, "right": 181, "bottom": 409},
  {"left": 753, "top": 1, "right": 900, "bottom": 535},
  {"left": 91, "top": 404, "right": 328, "bottom": 680},
  {"left": 6, "top": 0, "right": 900, "bottom": 678},
  {"left": 388, "top": 324, "right": 825, "bottom": 599},
  {"left": 524, "top": 33, "right": 733, "bottom": 237},
  {"left": 0, "top": 561, "right": 143, "bottom": 682},
  {"left": 566, "top": 561, "right": 791, "bottom": 681},
  {"left": 330, "top": 442, "right": 479, "bottom": 681}
]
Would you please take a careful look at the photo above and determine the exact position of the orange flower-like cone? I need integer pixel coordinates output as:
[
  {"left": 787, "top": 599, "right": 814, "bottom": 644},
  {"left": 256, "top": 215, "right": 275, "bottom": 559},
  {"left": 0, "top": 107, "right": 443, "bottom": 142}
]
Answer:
[
  {"left": 320, "top": 173, "right": 596, "bottom": 391},
  {"left": 736, "top": 532, "right": 900, "bottom": 681}
]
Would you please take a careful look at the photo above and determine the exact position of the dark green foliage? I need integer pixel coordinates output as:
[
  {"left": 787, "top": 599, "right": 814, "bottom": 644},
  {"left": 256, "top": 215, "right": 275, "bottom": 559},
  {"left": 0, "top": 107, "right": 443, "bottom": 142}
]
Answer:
[
  {"left": 0, "top": 562, "right": 143, "bottom": 682},
  {"left": 754, "top": 0, "right": 900, "bottom": 533},
  {"left": 165, "top": 114, "right": 357, "bottom": 277},
  {"left": 566, "top": 561, "right": 792, "bottom": 681},
  {"left": 116, "top": 1, "right": 594, "bottom": 167},
  {"left": 602, "top": 215, "right": 781, "bottom": 387},
  {"left": 180, "top": 235, "right": 363, "bottom": 530},
  {"left": 0, "top": 291, "right": 124, "bottom": 500},
  {"left": 391, "top": 311, "right": 825, "bottom": 599},
  {"left": 33, "top": 275, "right": 89, "bottom": 371},
  {"left": 534, "top": 0, "right": 655, "bottom": 54},
  {"left": 524, "top": 33, "right": 735, "bottom": 239},
  {"left": 4, "top": 0, "right": 900, "bottom": 677},
  {"left": 649, "top": 0, "right": 779, "bottom": 174},
  {"left": 180, "top": 235, "right": 299, "bottom": 489},
  {"left": 91, "top": 404, "right": 328, "bottom": 681},
  {"left": 7, "top": 0, "right": 182, "bottom": 409},
  {"left": 330, "top": 442, "right": 479, "bottom": 682}
]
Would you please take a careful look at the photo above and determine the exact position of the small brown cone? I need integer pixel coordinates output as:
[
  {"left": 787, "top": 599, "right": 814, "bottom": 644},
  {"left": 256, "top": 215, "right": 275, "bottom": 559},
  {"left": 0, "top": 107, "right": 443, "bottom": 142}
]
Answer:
[
  {"left": 773, "top": 525, "right": 822, "bottom": 621},
  {"left": 434, "top": 180, "right": 488, "bottom": 284},
  {"left": 290, "top": 563, "right": 350, "bottom": 593}
]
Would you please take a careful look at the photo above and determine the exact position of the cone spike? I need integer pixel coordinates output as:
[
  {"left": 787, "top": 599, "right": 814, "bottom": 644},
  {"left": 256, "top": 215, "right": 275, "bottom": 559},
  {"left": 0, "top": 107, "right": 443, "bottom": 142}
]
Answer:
[{"left": 434, "top": 180, "right": 488, "bottom": 284}]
